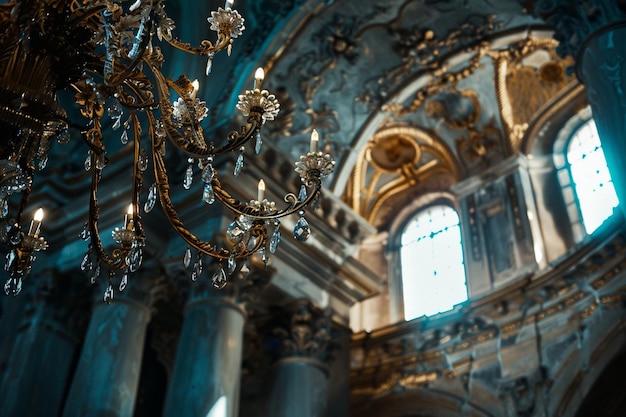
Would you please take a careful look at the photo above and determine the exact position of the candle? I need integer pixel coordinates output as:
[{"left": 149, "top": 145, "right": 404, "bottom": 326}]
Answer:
[
  {"left": 254, "top": 67, "right": 264, "bottom": 90},
  {"left": 310, "top": 129, "right": 319, "bottom": 153},
  {"left": 190, "top": 79, "right": 200, "bottom": 100},
  {"left": 125, "top": 203, "right": 134, "bottom": 230},
  {"left": 257, "top": 179, "right": 266, "bottom": 202},
  {"left": 225, "top": 0, "right": 234, "bottom": 9},
  {"left": 29, "top": 208, "right": 44, "bottom": 236}
]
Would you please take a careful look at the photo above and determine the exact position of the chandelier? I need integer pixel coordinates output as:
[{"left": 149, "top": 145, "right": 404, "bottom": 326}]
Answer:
[{"left": 0, "top": 0, "right": 335, "bottom": 301}]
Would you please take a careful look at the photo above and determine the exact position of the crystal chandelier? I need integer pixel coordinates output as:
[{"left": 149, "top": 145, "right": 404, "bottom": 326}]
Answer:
[{"left": 0, "top": 0, "right": 335, "bottom": 301}]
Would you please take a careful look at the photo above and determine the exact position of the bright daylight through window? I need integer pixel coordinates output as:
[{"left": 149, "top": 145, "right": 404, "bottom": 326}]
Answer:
[
  {"left": 567, "top": 120, "right": 619, "bottom": 234},
  {"left": 401, "top": 204, "right": 467, "bottom": 320}
]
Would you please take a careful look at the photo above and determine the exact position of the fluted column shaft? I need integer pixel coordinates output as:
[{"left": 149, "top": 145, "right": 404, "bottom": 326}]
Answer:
[
  {"left": 62, "top": 298, "right": 151, "bottom": 417},
  {"left": 163, "top": 297, "right": 246, "bottom": 417}
]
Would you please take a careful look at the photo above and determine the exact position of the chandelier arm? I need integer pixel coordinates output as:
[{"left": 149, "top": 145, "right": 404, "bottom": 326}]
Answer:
[
  {"left": 211, "top": 174, "right": 323, "bottom": 221},
  {"left": 148, "top": 113, "right": 229, "bottom": 260},
  {"left": 150, "top": 66, "right": 263, "bottom": 158},
  {"left": 105, "top": 20, "right": 153, "bottom": 87},
  {"left": 160, "top": 33, "right": 230, "bottom": 56}
]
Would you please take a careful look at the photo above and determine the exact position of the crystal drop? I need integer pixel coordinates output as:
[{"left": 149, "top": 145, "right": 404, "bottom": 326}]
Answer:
[
  {"left": 255, "top": 131, "right": 262, "bottom": 154},
  {"left": 240, "top": 260, "right": 250, "bottom": 278},
  {"left": 205, "top": 55, "right": 214, "bottom": 75},
  {"left": 226, "top": 221, "right": 245, "bottom": 243},
  {"left": 234, "top": 152, "right": 244, "bottom": 176},
  {"left": 91, "top": 264, "right": 101, "bottom": 284},
  {"left": 227, "top": 253, "right": 236, "bottom": 275},
  {"left": 293, "top": 216, "right": 311, "bottom": 241},
  {"left": 183, "top": 246, "right": 192, "bottom": 268},
  {"left": 191, "top": 257, "right": 203, "bottom": 281},
  {"left": 84, "top": 154, "right": 92, "bottom": 171},
  {"left": 137, "top": 149, "right": 148, "bottom": 172},
  {"left": 5, "top": 250, "right": 15, "bottom": 271},
  {"left": 201, "top": 164, "right": 214, "bottom": 183},
  {"left": 270, "top": 227, "right": 281, "bottom": 254},
  {"left": 4, "top": 277, "right": 21, "bottom": 296},
  {"left": 261, "top": 246, "right": 270, "bottom": 267},
  {"left": 38, "top": 155, "right": 48, "bottom": 170},
  {"left": 202, "top": 183, "right": 215, "bottom": 204},
  {"left": 79, "top": 223, "right": 90, "bottom": 240},
  {"left": 183, "top": 165, "right": 193, "bottom": 189},
  {"left": 212, "top": 265, "right": 228, "bottom": 289},
  {"left": 96, "top": 155, "right": 107, "bottom": 170},
  {"left": 104, "top": 284, "right": 114, "bottom": 304},
  {"left": 112, "top": 117, "right": 122, "bottom": 131},
  {"left": 120, "top": 129, "right": 129, "bottom": 144},
  {"left": 144, "top": 183, "right": 158, "bottom": 213},
  {"left": 108, "top": 100, "right": 123, "bottom": 120},
  {"left": 8, "top": 225, "right": 20, "bottom": 245},
  {"left": 227, "top": 43, "right": 232, "bottom": 56},
  {"left": 80, "top": 252, "right": 92, "bottom": 272},
  {"left": 298, "top": 184, "right": 307, "bottom": 202},
  {"left": 126, "top": 244, "right": 143, "bottom": 272},
  {"left": 0, "top": 199, "right": 8, "bottom": 218},
  {"left": 119, "top": 273, "right": 128, "bottom": 292},
  {"left": 236, "top": 215, "right": 254, "bottom": 230}
]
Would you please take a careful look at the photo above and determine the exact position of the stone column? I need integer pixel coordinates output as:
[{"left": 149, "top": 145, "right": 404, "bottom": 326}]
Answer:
[
  {"left": 163, "top": 262, "right": 271, "bottom": 417},
  {"left": 62, "top": 271, "right": 164, "bottom": 417},
  {"left": 531, "top": 0, "right": 626, "bottom": 220},
  {"left": 0, "top": 269, "right": 88, "bottom": 417},
  {"left": 268, "top": 299, "right": 333, "bottom": 417}
]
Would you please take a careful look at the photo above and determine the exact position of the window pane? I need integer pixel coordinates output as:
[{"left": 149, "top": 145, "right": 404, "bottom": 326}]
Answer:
[
  {"left": 400, "top": 205, "right": 467, "bottom": 320},
  {"left": 567, "top": 120, "right": 619, "bottom": 234}
]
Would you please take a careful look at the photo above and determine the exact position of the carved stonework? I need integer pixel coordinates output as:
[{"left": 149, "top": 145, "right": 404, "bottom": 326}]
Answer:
[
  {"left": 527, "top": 0, "right": 626, "bottom": 62},
  {"left": 272, "top": 299, "right": 333, "bottom": 365}
]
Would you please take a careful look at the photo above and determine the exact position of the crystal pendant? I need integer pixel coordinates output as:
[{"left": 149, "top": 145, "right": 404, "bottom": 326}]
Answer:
[
  {"left": 104, "top": 284, "right": 114, "bottom": 304},
  {"left": 227, "top": 253, "right": 236, "bottom": 275},
  {"left": 298, "top": 184, "right": 307, "bottom": 202},
  {"left": 227, "top": 221, "right": 245, "bottom": 243},
  {"left": 270, "top": 225, "right": 281, "bottom": 254},
  {"left": 240, "top": 260, "right": 250, "bottom": 278},
  {"left": 137, "top": 149, "right": 148, "bottom": 172},
  {"left": 183, "top": 246, "right": 192, "bottom": 268},
  {"left": 234, "top": 148, "right": 244, "bottom": 176},
  {"left": 227, "top": 43, "right": 232, "bottom": 56},
  {"left": 191, "top": 257, "right": 203, "bottom": 281},
  {"left": 4, "top": 277, "right": 22, "bottom": 296},
  {"left": 38, "top": 155, "right": 48, "bottom": 170},
  {"left": 120, "top": 129, "right": 129, "bottom": 144},
  {"left": 8, "top": 225, "right": 20, "bottom": 245},
  {"left": 108, "top": 99, "right": 123, "bottom": 121},
  {"left": 260, "top": 247, "right": 270, "bottom": 268},
  {"left": 90, "top": 264, "right": 100, "bottom": 284},
  {"left": 119, "top": 272, "right": 128, "bottom": 292},
  {"left": 84, "top": 154, "right": 92, "bottom": 171},
  {"left": 293, "top": 215, "right": 311, "bottom": 241},
  {"left": 4, "top": 251, "right": 15, "bottom": 271},
  {"left": 212, "top": 265, "right": 228, "bottom": 289},
  {"left": 236, "top": 215, "right": 254, "bottom": 230},
  {"left": 202, "top": 183, "right": 215, "bottom": 204},
  {"left": 126, "top": 242, "right": 143, "bottom": 272},
  {"left": 80, "top": 251, "right": 92, "bottom": 272},
  {"left": 79, "top": 223, "right": 90, "bottom": 240},
  {"left": 96, "top": 154, "right": 107, "bottom": 170},
  {"left": 183, "top": 164, "right": 193, "bottom": 189},
  {"left": 201, "top": 163, "right": 214, "bottom": 183},
  {"left": 112, "top": 116, "right": 122, "bottom": 131},
  {"left": 255, "top": 131, "right": 262, "bottom": 154},
  {"left": 0, "top": 198, "right": 8, "bottom": 218},
  {"left": 205, "top": 53, "right": 214, "bottom": 76},
  {"left": 145, "top": 183, "right": 158, "bottom": 213}
]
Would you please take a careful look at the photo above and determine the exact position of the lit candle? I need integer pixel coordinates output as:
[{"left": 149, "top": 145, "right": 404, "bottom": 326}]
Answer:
[
  {"left": 254, "top": 67, "right": 265, "bottom": 90},
  {"left": 190, "top": 79, "right": 200, "bottom": 100},
  {"left": 29, "top": 208, "right": 44, "bottom": 236},
  {"left": 310, "top": 129, "right": 319, "bottom": 153},
  {"left": 225, "top": 0, "right": 234, "bottom": 9},
  {"left": 124, "top": 203, "right": 134, "bottom": 230},
  {"left": 257, "top": 179, "right": 266, "bottom": 202}
]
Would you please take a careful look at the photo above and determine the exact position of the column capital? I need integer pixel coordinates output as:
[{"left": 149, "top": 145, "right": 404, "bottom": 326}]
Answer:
[
  {"left": 526, "top": 0, "right": 626, "bottom": 62},
  {"left": 271, "top": 299, "right": 334, "bottom": 369}
]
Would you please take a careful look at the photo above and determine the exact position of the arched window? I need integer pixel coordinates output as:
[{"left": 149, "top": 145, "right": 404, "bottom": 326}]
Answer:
[
  {"left": 564, "top": 119, "right": 618, "bottom": 234},
  {"left": 400, "top": 204, "right": 467, "bottom": 320}
]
